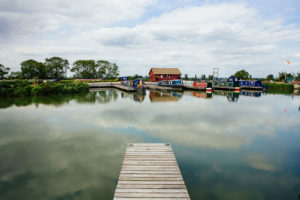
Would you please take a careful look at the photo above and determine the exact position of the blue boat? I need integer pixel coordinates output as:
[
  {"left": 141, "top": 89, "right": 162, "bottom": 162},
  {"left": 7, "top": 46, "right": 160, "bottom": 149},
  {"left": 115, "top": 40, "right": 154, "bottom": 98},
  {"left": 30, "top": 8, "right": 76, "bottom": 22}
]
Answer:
[
  {"left": 122, "top": 79, "right": 145, "bottom": 91},
  {"left": 239, "top": 80, "right": 262, "bottom": 90},
  {"left": 213, "top": 76, "right": 240, "bottom": 91},
  {"left": 158, "top": 79, "right": 183, "bottom": 88}
]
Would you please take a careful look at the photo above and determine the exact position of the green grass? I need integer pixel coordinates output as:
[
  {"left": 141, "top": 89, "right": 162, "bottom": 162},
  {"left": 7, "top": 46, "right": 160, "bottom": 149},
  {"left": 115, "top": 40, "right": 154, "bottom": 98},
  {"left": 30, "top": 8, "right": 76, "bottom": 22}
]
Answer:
[{"left": 264, "top": 82, "right": 294, "bottom": 94}]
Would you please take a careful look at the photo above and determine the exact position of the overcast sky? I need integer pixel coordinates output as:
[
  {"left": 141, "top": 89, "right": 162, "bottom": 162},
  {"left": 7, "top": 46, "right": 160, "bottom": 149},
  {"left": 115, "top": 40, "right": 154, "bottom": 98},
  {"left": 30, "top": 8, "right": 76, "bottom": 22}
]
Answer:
[{"left": 0, "top": 0, "right": 300, "bottom": 77}]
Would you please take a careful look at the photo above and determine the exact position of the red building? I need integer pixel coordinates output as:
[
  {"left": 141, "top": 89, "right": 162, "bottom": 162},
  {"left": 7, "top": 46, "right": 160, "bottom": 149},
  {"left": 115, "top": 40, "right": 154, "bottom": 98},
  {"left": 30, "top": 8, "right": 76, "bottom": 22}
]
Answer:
[{"left": 149, "top": 68, "right": 182, "bottom": 82}]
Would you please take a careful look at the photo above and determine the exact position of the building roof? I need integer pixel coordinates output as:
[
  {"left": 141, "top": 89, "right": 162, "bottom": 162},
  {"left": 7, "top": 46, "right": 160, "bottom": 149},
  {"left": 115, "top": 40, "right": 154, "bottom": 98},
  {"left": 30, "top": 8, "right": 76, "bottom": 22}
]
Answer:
[{"left": 150, "top": 68, "right": 182, "bottom": 75}]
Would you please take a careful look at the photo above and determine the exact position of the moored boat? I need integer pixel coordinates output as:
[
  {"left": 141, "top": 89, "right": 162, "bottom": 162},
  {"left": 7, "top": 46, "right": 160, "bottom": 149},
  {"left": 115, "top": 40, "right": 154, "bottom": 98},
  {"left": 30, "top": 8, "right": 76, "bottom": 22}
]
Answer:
[
  {"left": 239, "top": 80, "right": 262, "bottom": 90},
  {"left": 121, "top": 79, "right": 145, "bottom": 92},
  {"left": 213, "top": 76, "right": 240, "bottom": 91},
  {"left": 182, "top": 80, "right": 213, "bottom": 92},
  {"left": 158, "top": 79, "right": 183, "bottom": 89}
]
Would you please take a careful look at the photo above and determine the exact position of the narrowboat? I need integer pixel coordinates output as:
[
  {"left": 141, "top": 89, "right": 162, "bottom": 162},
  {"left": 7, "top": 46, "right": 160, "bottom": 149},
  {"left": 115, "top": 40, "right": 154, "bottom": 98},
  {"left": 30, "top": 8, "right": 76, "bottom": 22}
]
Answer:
[
  {"left": 239, "top": 80, "right": 262, "bottom": 90},
  {"left": 158, "top": 79, "right": 183, "bottom": 89},
  {"left": 193, "top": 81, "right": 213, "bottom": 92},
  {"left": 121, "top": 79, "right": 145, "bottom": 92},
  {"left": 182, "top": 80, "right": 213, "bottom": 92},
  {"left": 213, "top": 76, "right": 240, "bottom": 91}
]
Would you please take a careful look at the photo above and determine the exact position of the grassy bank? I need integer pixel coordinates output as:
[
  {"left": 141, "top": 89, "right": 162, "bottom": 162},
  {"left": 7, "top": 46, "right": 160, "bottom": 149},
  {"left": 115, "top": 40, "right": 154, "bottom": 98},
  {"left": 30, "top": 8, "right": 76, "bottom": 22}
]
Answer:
[
  {"left": 0, "top": 80, "right": 89, "bottom": 98},
  {"left": 264, "top": 82, "right": 294, "bottom": 94}
]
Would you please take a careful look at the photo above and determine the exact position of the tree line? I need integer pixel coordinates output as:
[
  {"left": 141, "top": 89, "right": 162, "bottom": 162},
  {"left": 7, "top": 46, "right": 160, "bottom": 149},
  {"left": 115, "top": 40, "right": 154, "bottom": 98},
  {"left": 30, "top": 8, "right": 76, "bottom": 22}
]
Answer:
[
  {"left": 233, "top": 70, "right": 300, "bottom": 81},
  {"left": 0, "top": 57, "right": 119, "bottom": 79},
  {"left": 183, "top": 69, "right": 300, "bottom": 81}
]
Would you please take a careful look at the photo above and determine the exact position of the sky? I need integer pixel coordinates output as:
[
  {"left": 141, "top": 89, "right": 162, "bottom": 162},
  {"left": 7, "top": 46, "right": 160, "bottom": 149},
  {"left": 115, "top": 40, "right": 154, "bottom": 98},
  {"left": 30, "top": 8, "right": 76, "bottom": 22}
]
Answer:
[{"left": 0, "top": 0, "right": 300, "bottom": 77}]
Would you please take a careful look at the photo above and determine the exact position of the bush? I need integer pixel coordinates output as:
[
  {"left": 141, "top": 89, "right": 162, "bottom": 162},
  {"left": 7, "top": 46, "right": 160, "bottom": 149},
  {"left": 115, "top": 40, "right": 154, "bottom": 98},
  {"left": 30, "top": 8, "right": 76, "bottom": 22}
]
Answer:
[
  {"left": 31, "top": 85, "right": 43, "bottom": 96},
  {"left": 0, "top": 80, "right": 89, "bottom": 98}
]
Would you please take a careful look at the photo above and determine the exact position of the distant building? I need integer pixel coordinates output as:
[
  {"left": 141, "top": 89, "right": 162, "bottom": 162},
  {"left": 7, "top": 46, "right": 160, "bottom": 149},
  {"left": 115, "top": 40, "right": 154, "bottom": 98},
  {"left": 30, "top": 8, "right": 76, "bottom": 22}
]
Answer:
[{"left": 149, "top": 68, "right": 182, "bottom": 82}]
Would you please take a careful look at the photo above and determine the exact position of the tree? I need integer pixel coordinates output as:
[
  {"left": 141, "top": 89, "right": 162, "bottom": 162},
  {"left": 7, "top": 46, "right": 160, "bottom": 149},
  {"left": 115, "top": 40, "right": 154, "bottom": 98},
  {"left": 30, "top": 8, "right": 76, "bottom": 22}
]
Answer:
[
  {"left": 45, "top": 57, "right": 69, "bottom": 78},
  {"left": 97, "top": 60, "right": 109, "bottom": 78},
  {"left": 21, "top": 59, "right": 46, "bottom": 79},
  {"left": 184, "top": 74, "right": 188, "bottom": 80},
  {"left": 278, "top": 72, "right": 293, "bottom": 81},
  {"left": 96, "top": 60, "right": 119, "bottom": 79},
  {"left": 8, "top": 71, "right": 22, "bottom": 79},
  {"left": 201, "top": 74, "right": 206, "bottom": 80},
  {"left": 109, "top": 63, "right": 120, "bottom": 79},
  {"left": 71, "top": 60, "right": 97, "bottom": 79},
  {"left": 0, "top": 64, "right": 10, "bottom": 79},
  {"left": 234, "top": 70, "right": 250, "bottom": 80},
  {"left": 266, "top": 74, "right": 274, "bottom": 81}
]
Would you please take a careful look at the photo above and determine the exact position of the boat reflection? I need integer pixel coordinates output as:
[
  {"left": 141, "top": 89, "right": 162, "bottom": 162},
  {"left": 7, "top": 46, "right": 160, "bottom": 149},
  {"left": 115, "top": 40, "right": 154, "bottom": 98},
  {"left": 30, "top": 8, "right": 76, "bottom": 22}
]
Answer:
[
  {"left": 214, "top": 90, "right": 240, "bottom": 102},
  {"left": 149, "top": 90, "right": 183, "bottom": 102},
  {"left": 241, "top": 90, "right": 262, "bottom": 97},
  {"left": 193, "top": 91, "right": 212, "bottom": 99},
  {"left": 120, "top": 90, "right": 146, "bottom": 103}
]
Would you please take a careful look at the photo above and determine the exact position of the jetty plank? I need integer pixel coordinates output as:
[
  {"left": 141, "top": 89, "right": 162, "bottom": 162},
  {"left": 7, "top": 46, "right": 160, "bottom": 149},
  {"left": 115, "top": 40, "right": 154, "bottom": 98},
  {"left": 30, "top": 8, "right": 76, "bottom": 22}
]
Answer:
[{"left": 113, "top": 143, "right": 190, "bottom": 200}]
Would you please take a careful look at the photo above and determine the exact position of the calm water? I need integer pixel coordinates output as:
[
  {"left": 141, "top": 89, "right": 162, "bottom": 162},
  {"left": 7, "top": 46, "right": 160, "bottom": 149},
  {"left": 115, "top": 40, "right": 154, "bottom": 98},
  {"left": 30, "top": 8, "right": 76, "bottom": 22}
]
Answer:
[{"left": 0, "top": 89, "right": 300, "bottom": 200}]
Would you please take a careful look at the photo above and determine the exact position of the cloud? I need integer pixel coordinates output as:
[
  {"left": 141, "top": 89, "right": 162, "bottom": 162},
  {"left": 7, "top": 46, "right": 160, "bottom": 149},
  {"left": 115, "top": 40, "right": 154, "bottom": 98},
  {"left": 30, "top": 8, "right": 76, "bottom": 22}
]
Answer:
[
  {"left": 1, "top": 1, "right": 300, "bottom": 76},
  {"left": 246, "top": 154, "right": 278, "bottom": 171},
  {"left": 0, "top": 0, "right": 154, "bottom": 37}
]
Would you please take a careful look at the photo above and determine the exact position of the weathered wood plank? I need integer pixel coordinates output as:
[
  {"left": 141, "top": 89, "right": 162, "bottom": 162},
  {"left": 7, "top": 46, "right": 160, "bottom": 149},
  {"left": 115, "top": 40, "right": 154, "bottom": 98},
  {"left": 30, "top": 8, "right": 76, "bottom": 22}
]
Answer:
[
  {"left": 114, "top": 193, "right": 189, "bottom": 198},
  {"left": 115, "top": 188, "right": 188, "bottom": 193},
  {"left": 116, "top": 184, "right": 187, "bottom": 189},
  {"left": 121, "top": 170, "right": 181, "bottom": 174},
  {"left": 120, "top": 174, "right": 182, "bottom": 177},
  {"left": 113, "top": 143, "right": 190, "bottom": 199},
  {"left": 119, "top": 177, "right": 183, "bottom": 181},
  {"left": 114, "top": 198, "right": 190, "bottom": 200}
]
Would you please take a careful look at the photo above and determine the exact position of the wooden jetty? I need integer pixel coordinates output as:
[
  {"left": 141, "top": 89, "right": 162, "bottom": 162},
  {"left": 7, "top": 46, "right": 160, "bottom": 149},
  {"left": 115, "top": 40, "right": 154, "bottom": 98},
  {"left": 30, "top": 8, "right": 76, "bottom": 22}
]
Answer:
[
  {"left": 88, "top": 82, "right": 135, "bottom": 92},
  {"left": 114, "top": 143, "right": 190, "bottom": 200}
]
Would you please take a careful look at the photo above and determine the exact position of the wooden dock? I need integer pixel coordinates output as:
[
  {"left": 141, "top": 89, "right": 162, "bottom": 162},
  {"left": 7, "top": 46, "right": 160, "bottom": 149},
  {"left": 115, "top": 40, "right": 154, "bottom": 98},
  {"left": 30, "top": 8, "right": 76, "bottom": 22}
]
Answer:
[
  {"left": 114, "top": 143, "right": 190, "bottom": 200},
  {"left": 88, "top": 82, "right": 135, "bottom": 92}
]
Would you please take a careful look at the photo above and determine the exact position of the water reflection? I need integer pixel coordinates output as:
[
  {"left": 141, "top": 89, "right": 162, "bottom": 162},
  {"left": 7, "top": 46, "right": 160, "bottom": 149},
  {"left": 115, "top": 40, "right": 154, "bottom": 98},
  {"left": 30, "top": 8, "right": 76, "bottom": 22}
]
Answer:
[
  {"left": 0, "top": 89, "right": 119, "bottom": 109},
  {"left": 0, "top": 95, "right": 77, "bottom": 109},
  {"left": 241, "top": 91, "right": 262, "bottom": 97},
  {"left": 0, "top": 89, "right": 272, "bottom": 109},
  {"left": 149, "top": 90, "right": 183, "bottom": 102},
  {"left": 120, "top": 90, "right": 146, "bottom": 103},
  {"left": 214, "top": 90, "right": 240, "bottom": 102},
  {"left": 88, "top": 88, "right": 118, "bottom": 104},
  {"left": 0, "top": 89, "right": 300, "bottom": 200}
]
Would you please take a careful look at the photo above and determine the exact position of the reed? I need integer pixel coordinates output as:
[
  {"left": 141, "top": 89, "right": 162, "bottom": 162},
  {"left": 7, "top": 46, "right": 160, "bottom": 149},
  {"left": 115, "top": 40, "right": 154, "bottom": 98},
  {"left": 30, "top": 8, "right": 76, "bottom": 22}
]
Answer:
[{"left": 265, "top": 83, "right": 294, "bottom": 94}]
